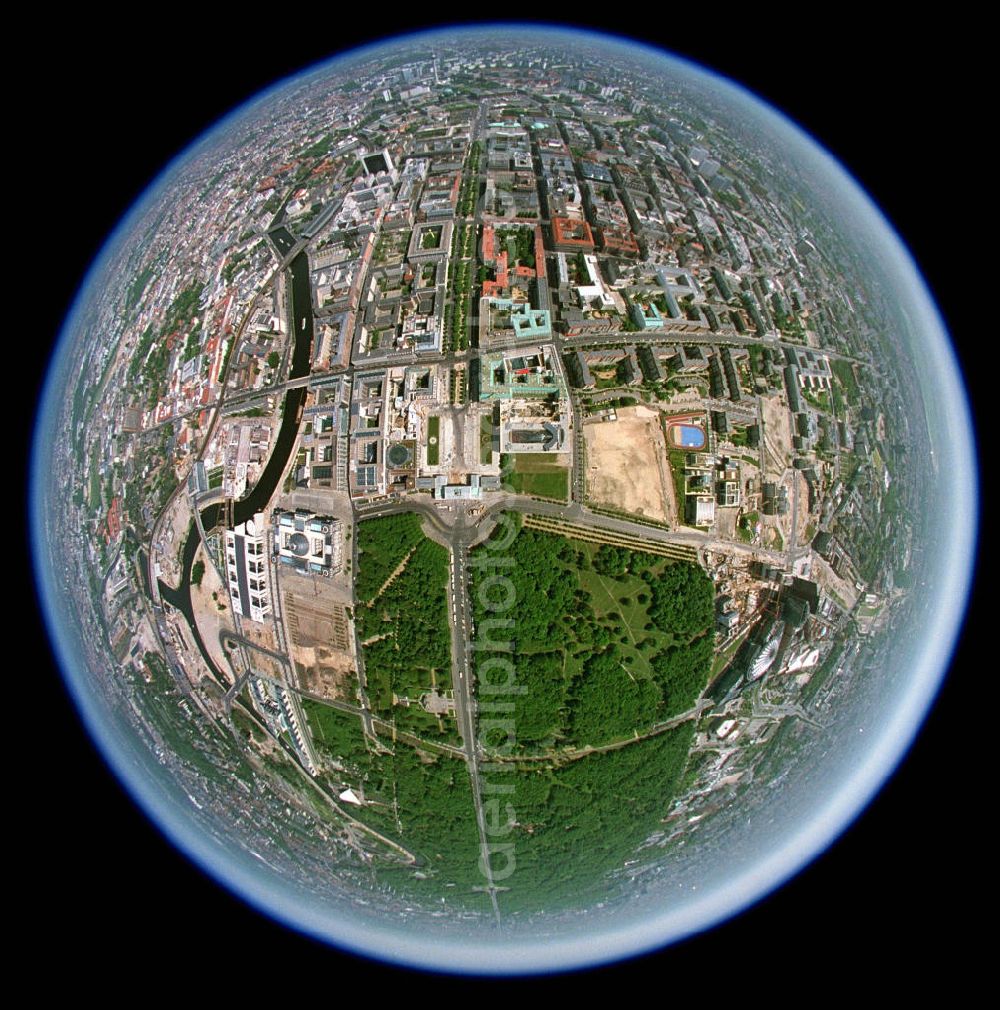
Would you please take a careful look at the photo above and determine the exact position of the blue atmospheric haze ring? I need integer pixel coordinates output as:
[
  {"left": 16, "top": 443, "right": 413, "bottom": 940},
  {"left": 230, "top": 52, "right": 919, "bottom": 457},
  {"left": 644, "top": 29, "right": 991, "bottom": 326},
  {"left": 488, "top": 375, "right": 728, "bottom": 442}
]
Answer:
[{"left": 30, "top": 23, "right": 977, "bottom": 975}]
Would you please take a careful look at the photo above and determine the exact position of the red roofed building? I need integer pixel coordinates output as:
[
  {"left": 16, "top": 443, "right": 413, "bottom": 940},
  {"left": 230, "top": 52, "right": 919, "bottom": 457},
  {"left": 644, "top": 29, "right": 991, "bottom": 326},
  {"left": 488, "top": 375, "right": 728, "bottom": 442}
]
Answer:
[
  {"left": 534, "top": 225, "right": 546, "bottom": 278},
  {"left": 104, "top": 496, "right": 122, "bottom": 543},
  {"left": 551, "top": 217, "right": 595, "bottom": 252},
  {"left": 482, "top": 223, "right": 496, "bottom": 263}
]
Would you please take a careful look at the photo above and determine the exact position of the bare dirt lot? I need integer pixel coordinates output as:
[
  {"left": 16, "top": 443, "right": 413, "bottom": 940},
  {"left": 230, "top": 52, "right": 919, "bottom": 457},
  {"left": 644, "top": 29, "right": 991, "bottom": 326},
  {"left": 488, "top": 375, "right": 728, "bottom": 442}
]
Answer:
[
  {"left": 190, "top": 542, "right": 235, "bottom": 681},
  {"left": 716, "top": 507, "right": 738, "bottom": 540},
  {"left": 584, "top": 405, "right": 673, "bottom": 522},
  {"left": 759, "top": 394, "right": 792, "bottom": 478},
  {"left": 284, "top": 591, "right": 356, "bottom": 701}
]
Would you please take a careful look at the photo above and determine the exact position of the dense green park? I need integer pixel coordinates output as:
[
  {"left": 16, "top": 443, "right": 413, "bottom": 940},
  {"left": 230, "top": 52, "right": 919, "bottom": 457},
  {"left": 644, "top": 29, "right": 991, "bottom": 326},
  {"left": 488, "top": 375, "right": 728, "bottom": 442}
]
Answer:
[
  {"left": 354, "top": 514, "right": 456, "bottom": 742},
  {"left": 466, "top": 517, "right": 714, "bottom": 910},
  {"left": 300, "top": 512, "right": 716, "bottom": 915},
  {"left": 302, "top": 699, "right": 486, "bottom": 907},
  {"left": 469, "top": 518, "right": 715, "bottom": 752},
  {"left": 492, "top": 724, "right": 695, "bottom": 912},
  {"left": 127, "top": 281, "right": 204, "bottom": 409}
]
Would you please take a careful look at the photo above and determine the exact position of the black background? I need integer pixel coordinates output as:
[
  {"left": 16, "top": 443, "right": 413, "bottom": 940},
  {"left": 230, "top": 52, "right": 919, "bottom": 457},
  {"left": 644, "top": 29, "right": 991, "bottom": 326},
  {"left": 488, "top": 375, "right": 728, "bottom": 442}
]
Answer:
[{"left": 24, "top": 14, "right": 979, "bottom": 991}]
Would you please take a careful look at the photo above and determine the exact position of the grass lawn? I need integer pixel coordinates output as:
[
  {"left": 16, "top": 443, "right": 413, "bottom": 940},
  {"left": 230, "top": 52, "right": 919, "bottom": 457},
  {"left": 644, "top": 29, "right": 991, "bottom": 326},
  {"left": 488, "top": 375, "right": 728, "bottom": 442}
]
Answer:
[
  {"left": 426, "top": 415, "right": 440, "bottom": 466},
  {"left": 667, "top": 449, "right": 689, "bottom": 524},
  {"left": 505, "top": 453, "right": 569, "bottom": 501},
  {"left": 831, "top": 358, "right": 860, "bottom": 405},
  {"left": 517, "top": 469, "right": 569, "bottom": 499},
  {"left": 89, "top": 455, "right": 102, "bottom": 509}
]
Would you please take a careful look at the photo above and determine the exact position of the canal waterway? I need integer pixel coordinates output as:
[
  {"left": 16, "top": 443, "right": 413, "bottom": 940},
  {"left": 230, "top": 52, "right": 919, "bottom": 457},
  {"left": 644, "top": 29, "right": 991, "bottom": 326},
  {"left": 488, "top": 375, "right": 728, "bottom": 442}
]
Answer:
[{"left": 158, "top": 230, "right": 314, "bottom": 669}]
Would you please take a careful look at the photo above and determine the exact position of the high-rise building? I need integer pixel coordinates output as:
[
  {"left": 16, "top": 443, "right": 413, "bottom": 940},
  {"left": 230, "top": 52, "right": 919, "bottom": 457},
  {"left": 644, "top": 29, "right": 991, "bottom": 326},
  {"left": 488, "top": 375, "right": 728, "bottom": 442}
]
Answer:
[{"left": 225, "top": 512, "right": 271, "bottom": 623}]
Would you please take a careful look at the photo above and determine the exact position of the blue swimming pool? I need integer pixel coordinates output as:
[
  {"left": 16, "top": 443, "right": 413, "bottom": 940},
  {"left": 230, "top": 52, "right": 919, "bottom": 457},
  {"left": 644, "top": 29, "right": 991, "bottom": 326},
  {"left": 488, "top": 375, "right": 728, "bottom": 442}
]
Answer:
[{"left": 676, "top": 424, "right": 706, "bottom": 448}]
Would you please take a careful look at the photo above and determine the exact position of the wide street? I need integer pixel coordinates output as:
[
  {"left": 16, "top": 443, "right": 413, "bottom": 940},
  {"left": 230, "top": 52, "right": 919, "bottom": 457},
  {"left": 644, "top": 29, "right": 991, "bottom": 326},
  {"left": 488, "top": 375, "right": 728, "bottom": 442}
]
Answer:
[{"left": 445, "top": 513, "right": 503, "bottom": 920}]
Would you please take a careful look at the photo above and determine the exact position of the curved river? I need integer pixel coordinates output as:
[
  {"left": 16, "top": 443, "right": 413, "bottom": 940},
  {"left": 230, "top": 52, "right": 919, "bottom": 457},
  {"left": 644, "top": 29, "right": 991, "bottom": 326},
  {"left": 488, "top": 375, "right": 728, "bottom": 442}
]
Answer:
[{"left": 158, "top": 228, "right": 314, "bottom": 675}]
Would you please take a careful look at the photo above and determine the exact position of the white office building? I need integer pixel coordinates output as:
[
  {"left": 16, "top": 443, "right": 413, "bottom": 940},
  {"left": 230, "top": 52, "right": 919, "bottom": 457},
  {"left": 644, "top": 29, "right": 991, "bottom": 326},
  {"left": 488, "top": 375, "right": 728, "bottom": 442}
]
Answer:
[{"left": 225, "top": 512, "right": 271, "bottom": 623}]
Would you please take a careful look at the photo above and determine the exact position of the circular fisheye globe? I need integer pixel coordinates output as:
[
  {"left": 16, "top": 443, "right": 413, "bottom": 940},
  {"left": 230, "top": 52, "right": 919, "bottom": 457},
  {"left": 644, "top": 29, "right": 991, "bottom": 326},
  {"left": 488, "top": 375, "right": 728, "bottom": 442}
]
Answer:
[{"left": 31, "top": 23, "right": 975, "bottom": 975}]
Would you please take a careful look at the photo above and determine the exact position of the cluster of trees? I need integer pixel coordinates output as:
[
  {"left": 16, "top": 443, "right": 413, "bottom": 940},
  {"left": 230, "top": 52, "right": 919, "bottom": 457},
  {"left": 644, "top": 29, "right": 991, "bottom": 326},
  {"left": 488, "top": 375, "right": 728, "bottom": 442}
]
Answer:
[
  {"left": 644, "top": 561, "right": 714, "bottom": 640},
  {"left": 470, "top": 522, "right": 715, "bottom": 755},
  {"left": 649, "top": 634, "right": 715, "bottom": 718},
  {"left": 126, "top": 282, "right": 205, "bottom": 409},
  {"left": 125, "top": 265, "right": 155, "bottom": 312},
  {"left": 222, "top": 247, "right": 249, "bottom": 284},
  {"left": 355, "top": 513, "right": 425, "bottom": 602},
  {"left": 571, "top": 250, "right": 590, "bottom": 283},
  {"left": 297, "top": 132, "right": 333, "bottom": 160},
  {"left": 568, "top": 645, "right": 659, "bottom": 745},
  {"left": 831, "top": 357, "right": 860, "bottom": 406},
  {"left": 500, "top": 725, "right": 695, "bottom": 913},
  {"left": 457, "top": 141, "right": 482, "bottom": 216},
  {"left": 356, "top": 536, "right": 451, "bottom": 711},
  {"left": 390, "top": 747, "right": 481, "bottom": 888},
  {"left": 303, "top": 699, "right": 485, "bottom": 905},
  {"left": 488, "top": 651, "right": 566, "bottom": 748},
  {"left": 472, "top": 525, "right": 575, "bottom": 749},
  {"left": 303, "top": 699, "right": 380, "bottom": 785},
  {"left": 497, "top": 225, "right": 536, "bottom": 267},
  {"left": 474, "top": 527, "right": 579, "bottom": 650},
  {"left": 448, "top": 259, "right": 471, "bottom": 351},
  {"left": 591, "top": 543, "right": 655, "bottom": 578},
  {"left": 601, "top": 395, "right": 639, "bottom": 409}
]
